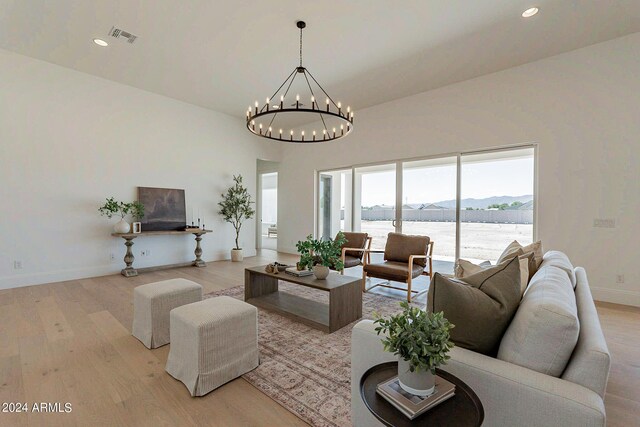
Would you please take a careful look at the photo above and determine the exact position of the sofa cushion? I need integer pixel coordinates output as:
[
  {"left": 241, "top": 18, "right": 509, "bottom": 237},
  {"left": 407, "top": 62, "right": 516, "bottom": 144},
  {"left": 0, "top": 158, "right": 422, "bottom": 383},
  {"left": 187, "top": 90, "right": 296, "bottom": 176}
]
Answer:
[
  {"left": 455, "top": 253, "right": 534, "bottom": 297},
  {"left": 542, "top": 250, "right": 577, "bottom": 288},
  {"left": 497, "top": 265, "right": 579, "bottom": 377},
  {"left": 343, "top": 255, "right": 363, "bottom": 268},
  {"left": 427, "top": 257, "right": 521, "bottom": 355},
  {"left": 561, "top": 267, "right": 610, "bottom": 397},
  {"left": 363, "top": 261, "right": 424, "bottom": 282},
  {"left": 384, "top": 232, "right": 429, "bottom": 267},
  {"left": 341, "top": 232, "right": 368, "bottom": 259}
]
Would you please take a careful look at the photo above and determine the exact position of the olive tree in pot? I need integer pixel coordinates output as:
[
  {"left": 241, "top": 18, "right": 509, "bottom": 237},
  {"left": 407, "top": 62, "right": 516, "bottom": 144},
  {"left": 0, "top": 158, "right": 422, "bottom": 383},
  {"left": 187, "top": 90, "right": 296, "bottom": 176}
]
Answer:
[
  {"left": 295, "top": 232, "right": 346, "bottom": 279},
  {"left": 375, "top": 302, "right": 455, "bottom": 396},
  {"left": 218, "top": 175, "right": 255, "bottom": 262}
]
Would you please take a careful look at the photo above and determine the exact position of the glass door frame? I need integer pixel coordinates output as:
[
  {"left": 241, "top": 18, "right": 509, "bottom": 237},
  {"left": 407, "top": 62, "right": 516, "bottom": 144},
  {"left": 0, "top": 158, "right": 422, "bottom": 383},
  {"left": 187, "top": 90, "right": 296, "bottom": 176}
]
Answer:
[{"left": 316, "top": 143, "right": 538, "bottom": 262}]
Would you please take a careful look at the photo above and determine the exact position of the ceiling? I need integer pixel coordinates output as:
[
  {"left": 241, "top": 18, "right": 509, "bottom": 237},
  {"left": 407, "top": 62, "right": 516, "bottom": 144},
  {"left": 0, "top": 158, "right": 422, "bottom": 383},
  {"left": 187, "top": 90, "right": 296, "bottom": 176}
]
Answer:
[{"left": 2, "top": 0, "right": 640, "bottom": 120}]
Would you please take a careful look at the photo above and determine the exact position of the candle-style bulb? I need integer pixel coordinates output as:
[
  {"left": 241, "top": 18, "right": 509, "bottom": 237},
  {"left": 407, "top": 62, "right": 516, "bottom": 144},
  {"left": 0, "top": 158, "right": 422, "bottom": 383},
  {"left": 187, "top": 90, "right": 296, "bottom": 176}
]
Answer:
[
  {"left": 268, "top": 126, "right": 272, "bottom": 132},
  {"left": 266, "top": 97, "right": 270, "bottom": 104},
  {"left": 347, "top": 106, "right": 351, "bottom": 113},
  {"left": 280, "top": 95, "right": 284, "bottom": 101},
  {"left": 255, "top": 101, "right": 259, "bottom": 107},
  {"left": 279, "top": 129, "right": 283, "bottom": 134},
  {"left": 340, "top": 124, "right": 344, "bottom": 130},
  {"left": 259, "top": 123, "right": 263, "bottom": 129},
  {"left": 301, "top": 130, "right": 305, "bottom": 136},
  {"left": 296, "top": 94, "right": 300, "bottom": 101},
  {"left": 311, "top": 96, "right": 315, "bottom": 103},
  {"left": 337, "top": 102, "right": 341, "bottom": 108},
  {"left": 290, "top": 130, "right": 294, "bottom": 135}
]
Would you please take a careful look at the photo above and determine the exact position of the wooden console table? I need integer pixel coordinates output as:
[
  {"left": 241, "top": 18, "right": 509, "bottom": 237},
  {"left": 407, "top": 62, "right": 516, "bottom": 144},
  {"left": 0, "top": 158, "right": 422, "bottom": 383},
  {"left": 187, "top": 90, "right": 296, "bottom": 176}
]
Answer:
[{"left": 111, "top": 229, "right": 212, "bottom": 277}]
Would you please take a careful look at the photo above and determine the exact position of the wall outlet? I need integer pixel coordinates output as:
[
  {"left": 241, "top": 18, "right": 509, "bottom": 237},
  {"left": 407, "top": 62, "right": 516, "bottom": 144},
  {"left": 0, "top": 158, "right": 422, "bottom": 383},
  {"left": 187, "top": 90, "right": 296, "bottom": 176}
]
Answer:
[
  {"left": 140, "top": 249, "right": 151, "bottom": 257},
  {"left": 593, "top": 218, "right": 616, "bottom": 228},
  {"left": 13, "top": 260, "right": 22, "bottom": 270},
  {"left": 616, "top": 275, "right": 625, "bottom": 284}
]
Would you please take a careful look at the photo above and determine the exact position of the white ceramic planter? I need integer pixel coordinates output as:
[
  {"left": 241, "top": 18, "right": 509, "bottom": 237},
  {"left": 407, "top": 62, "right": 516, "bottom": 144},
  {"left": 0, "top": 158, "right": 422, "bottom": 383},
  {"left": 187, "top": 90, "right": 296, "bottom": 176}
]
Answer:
[
  {"left": 397, "top": 357, "right": 436, "bottom": 397},
  {"left": 313, "top": 265, "right": 330, "bottom": 280},
  {"left": 114, "top": 218, "right": 131, "bottom": 234},
  {"left": 231, "top": 249, "right": 244, "bottom": 262}
]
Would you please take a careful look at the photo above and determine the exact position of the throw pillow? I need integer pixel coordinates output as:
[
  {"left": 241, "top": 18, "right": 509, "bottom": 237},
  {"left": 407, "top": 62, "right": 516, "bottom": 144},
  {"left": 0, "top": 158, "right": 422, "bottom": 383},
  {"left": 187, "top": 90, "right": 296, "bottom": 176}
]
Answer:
[
  {"left": 455, "top": 253, "right": 534, "bottom": 297},
  {"left": 428, "top": 257, "right": 522, "bottom": 355},
  {"left": 497, "top": 240, "right": 543, "bottom": 273}
]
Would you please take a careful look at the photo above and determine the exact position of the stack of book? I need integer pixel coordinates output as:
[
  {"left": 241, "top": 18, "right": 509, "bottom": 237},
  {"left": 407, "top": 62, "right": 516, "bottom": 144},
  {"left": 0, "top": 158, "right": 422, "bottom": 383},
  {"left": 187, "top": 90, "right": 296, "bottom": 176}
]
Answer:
[
  {"left": 376, "top": 375, "right": 455, "bottom": 420},
  {"left": 285, "top": 267, "right": 313, "bottom": 277}
]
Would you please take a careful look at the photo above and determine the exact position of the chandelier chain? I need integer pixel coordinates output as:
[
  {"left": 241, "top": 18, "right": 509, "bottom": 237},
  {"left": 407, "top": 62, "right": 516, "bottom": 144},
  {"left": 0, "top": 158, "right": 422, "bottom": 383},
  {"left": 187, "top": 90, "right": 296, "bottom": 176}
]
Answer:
[{"left": 299, "top": 26, "right": 303, "bottom": 67}]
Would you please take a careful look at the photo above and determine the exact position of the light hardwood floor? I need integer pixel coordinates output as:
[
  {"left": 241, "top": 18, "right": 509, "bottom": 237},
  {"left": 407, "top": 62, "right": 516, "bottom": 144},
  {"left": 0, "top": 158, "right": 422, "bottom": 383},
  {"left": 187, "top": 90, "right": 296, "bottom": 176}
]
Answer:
[{"left": 0, "top": 251, "right": 638, "bottom": 426}]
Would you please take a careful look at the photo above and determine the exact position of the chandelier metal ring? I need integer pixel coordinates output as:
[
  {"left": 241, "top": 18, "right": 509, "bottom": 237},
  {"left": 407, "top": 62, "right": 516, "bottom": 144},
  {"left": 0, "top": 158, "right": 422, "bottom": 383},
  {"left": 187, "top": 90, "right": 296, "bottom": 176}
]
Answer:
[{"left": 245, "top": 21, "right": 354, "bottom": 143}]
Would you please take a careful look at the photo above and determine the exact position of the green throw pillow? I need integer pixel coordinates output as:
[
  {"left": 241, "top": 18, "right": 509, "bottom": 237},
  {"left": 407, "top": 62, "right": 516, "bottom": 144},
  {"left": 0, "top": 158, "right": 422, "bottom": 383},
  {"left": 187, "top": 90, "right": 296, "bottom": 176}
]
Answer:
[{"left": 427, "top": 256, "right": 521, "bottom": 355}]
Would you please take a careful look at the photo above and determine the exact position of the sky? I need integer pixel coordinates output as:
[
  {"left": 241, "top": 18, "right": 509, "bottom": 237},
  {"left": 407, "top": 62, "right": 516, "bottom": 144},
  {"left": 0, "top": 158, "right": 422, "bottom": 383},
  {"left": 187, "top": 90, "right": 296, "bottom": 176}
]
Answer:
[{"left": 354, "top": 156, "right": 534, "bottom": 207}]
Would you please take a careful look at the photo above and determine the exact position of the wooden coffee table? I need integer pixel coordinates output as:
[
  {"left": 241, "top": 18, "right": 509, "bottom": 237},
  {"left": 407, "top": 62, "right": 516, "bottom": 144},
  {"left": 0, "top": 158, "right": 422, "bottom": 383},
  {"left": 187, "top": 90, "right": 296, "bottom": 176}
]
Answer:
[{"left": 244, "top": 265, "right": 363, "bottom": 333}]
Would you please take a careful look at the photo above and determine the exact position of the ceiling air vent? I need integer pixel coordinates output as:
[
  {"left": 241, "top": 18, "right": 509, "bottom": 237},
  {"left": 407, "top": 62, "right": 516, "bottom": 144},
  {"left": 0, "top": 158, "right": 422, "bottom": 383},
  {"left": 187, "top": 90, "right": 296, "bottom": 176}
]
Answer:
[{"left": 108, "top": 27, "right": 138, "bottom": 44}]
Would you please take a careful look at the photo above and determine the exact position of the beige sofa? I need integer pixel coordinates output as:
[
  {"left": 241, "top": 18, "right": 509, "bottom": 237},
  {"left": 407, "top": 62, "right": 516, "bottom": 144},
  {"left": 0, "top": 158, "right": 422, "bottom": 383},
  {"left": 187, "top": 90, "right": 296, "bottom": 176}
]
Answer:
[{"left": 351, "top": 252, "right": 610, "bottom": 426}]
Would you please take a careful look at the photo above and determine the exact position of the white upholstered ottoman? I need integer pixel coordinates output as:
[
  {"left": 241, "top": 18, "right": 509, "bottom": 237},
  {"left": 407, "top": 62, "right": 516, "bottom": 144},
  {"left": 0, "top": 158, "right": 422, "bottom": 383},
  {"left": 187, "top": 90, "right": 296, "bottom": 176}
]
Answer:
[
  {"left": 165, "top": 296, "right": 259, "bottom": 397},
  {"left": 132, "top": 278, "right": 203, "bottom": 349}
]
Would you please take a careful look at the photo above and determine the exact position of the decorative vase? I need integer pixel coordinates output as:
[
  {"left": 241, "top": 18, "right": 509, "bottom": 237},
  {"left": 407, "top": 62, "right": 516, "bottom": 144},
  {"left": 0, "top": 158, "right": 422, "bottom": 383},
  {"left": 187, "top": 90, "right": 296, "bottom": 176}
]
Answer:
[
  {"left": 313, "top": 265, "right": 330, "bottom": 280},
  {"left": 231, "top": 248, "right": 244, "bottom": 262},
  {"left": 114, "top": 218, "right": 131, "bottom": 234},
  {"left": 397, "top": 357, "right": 436, "bottom": 397}
]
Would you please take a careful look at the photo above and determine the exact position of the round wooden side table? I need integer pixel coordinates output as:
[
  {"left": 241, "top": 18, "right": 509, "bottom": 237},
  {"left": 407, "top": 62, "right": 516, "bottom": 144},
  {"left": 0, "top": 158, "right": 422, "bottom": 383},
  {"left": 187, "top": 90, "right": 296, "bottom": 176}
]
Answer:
[{"left": 360, "top": 362, "right": 484, "bottom": 427}]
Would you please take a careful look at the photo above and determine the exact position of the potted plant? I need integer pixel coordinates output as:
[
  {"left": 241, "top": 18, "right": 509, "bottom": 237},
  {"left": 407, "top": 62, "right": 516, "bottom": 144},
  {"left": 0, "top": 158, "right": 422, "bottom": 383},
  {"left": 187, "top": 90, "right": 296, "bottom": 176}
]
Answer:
[
  {"left": 295, "top": 232, "right": 346, "bottom": 279},
  {"left": 218, "top": 175, "right": 255, "bottom": 262},
  {"left": 98, "top": 197, "right": 145, "bottom": 233},
  {"left": 374, "top": 302, "right": 455, "bottom": 396}
]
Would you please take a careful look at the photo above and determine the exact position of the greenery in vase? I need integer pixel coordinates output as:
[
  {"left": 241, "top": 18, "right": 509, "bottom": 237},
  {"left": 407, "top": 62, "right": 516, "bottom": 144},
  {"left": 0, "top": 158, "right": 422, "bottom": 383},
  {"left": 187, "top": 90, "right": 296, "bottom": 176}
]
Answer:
[
  {"left": 295, "top": 232, "right": 347, "bottom": 271},
  {"left": 218, "top": 175, "right": 255, "bottom": 250},
  {"left": 98, "top": 197, "right": 145, "bottom": 220},
  {"left": 374, "top": 302, "right": 455, "bottom": 374}
]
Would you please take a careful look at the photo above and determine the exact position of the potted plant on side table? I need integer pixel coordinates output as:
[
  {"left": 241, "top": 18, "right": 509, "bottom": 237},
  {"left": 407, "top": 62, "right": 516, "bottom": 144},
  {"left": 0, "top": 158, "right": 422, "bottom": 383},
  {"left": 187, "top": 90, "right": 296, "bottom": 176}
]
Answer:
[
  {"left": 295, "top": 232, "right": 346, "bottom": 279},
  {"left": 374, "top": 302, "right": 455, "bottom": 396},
  {"left": 99, "top": 197, "right": 145, "bottom": 234},
  {"left": 218, "top": 175, "right": 255, "bottom": 262}
]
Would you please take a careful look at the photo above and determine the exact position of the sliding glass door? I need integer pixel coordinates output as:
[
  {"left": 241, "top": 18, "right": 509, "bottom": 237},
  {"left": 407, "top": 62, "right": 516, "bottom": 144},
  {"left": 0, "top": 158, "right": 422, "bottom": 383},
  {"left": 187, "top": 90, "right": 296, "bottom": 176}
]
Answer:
[
  {"left": 353, "top": 164, "right": 397, "bottom": 250},
  {"left": 401, "top": 157, "right": 458, "bottom": 269},
  {"left": 460, "top": 148, "right": 535, "bottom": 263},
  {"left": 318, "top": 169, "right": 352, "bottom": 241},
  {"left": 318, "top": 145, "right": 536, "bottom": 272}
]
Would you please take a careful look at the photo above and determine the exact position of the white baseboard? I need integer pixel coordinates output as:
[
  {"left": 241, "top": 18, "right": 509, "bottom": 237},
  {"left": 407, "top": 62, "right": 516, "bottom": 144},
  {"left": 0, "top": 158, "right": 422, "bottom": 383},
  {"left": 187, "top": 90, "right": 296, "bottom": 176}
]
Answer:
[
  {"left": 590, "top": 286, "right": 640, "bottom": 307},
  {"left": 0, "top": 248, "right": 257, "bottom": 290}
]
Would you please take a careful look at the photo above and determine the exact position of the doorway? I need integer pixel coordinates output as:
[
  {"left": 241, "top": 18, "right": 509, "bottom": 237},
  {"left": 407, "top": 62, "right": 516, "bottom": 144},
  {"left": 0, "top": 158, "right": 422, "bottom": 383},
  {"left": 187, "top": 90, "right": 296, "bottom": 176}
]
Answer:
[{"left": 259, "top": 172, "right": 278, "bottom": 251}]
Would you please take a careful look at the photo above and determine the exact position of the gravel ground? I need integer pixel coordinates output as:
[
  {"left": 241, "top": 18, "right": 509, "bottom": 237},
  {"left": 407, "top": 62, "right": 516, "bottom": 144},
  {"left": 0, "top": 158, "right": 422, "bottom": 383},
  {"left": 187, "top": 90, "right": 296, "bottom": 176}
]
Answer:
[{"left": 359, "top": 220, "right": 533, "bottom": 263}]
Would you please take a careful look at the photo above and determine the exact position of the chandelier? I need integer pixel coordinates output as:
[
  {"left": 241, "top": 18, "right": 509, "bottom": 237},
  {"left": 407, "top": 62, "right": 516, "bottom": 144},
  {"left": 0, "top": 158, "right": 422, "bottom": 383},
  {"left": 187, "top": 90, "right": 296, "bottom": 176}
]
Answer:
[{"left": 246, "top": 21, "right": 354, "bottom": 143}]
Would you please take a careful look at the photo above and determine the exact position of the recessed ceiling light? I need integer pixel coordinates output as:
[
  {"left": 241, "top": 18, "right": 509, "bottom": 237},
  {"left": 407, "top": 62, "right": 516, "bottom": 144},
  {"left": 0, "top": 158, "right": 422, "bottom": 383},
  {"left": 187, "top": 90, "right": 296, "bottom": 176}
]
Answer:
[
  {"left": 93, "top": 38, "right": 108, "bottom": 47},
  {"left": 522, "top": 7, "right": 539, "bottom": 18}
]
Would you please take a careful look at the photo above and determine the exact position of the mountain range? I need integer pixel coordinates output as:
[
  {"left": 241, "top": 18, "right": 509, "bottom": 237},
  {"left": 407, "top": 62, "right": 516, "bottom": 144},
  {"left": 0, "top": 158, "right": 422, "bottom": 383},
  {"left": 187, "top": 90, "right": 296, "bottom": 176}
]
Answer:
[{"left": 426, "top": 195, "right": 533, "bottom": 209}]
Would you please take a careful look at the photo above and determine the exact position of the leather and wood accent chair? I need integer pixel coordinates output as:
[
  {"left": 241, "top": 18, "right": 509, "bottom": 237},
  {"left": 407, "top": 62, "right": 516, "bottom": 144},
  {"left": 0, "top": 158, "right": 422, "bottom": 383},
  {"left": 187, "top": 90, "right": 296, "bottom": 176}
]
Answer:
[
  {"left": 362, "top": 232, "right": 434, "bottom": 302},
  {"left": 332, "top": 232, "right": 373, "bottom": 275}
]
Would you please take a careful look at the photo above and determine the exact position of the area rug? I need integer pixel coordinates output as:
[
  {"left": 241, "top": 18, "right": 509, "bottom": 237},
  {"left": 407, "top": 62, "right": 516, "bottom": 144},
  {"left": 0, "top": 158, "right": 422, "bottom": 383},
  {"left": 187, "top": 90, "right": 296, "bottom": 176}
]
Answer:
[{"left": 205, "top": 282, "right": 408, "bottom": 427}]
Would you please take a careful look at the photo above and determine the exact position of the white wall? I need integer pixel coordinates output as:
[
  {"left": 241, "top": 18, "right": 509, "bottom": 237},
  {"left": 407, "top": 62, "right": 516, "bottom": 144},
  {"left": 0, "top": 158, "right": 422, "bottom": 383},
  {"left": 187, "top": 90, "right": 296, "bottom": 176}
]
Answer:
[
  {"left": 277, "top": 33, "right": 640, "bottom": 306},
  {"left": 0, "top": 49, "right": 280, "bottom": 289}
]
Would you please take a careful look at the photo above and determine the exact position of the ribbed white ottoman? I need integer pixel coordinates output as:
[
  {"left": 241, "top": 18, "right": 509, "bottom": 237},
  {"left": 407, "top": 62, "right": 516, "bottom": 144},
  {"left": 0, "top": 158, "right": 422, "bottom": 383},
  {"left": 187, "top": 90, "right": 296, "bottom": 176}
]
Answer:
[
  {"left": 165, "top": 296, "right": 259, "bottom": 397},
  {"left": 132, "top": 279, "right": 202, "bottom": 349}
]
